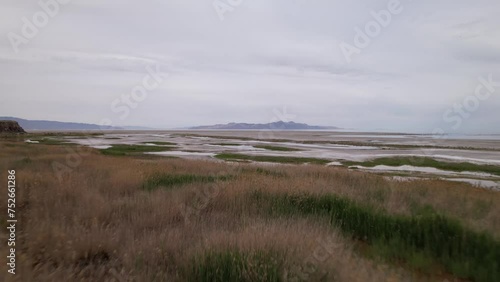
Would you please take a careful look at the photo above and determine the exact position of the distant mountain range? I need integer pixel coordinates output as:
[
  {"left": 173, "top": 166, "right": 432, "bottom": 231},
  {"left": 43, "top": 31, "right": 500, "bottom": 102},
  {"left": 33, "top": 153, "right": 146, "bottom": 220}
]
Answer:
[
  {"left": 0, "top": 117, "right": 151, "bottom": 131},
  {"left": 190, "top": 121, "right": 339, "bottom": 130},
  {"left": 0, "top": 117, "right": 338, "bottom": 131}
]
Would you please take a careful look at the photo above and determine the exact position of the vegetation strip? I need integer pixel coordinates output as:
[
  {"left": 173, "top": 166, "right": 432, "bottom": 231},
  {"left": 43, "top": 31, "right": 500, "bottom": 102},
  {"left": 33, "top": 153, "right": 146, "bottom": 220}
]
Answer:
[
  {"left": 142, "top": 141, "right": 176, "bottom": 146},
  {"left": 343, "top": 156, "right": 500, "bottom": 176},
  {"left": 215, "top": 153, "right": 330, "bottom": 165},
  {"left": 143, "top": 174, "right": 233, "bottom": 191},
  {"left": 99, "top": 144, "right": 174, "bottom": 156},
  {"left": 252, "top": 191, "right": 500, "bottom": 282},
  {"left": 254, "top": 145, "right": 301, "bottom": 151}
]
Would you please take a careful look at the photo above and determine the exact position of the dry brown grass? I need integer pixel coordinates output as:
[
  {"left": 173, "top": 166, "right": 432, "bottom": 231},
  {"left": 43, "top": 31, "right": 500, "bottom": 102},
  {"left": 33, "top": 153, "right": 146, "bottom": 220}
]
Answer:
[{"left": 0, "top": 139, "right": 498, "bottom": 281}]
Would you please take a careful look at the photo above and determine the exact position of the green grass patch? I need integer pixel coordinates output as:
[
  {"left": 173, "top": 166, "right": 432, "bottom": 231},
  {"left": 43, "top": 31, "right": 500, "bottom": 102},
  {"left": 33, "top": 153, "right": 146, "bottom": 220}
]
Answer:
[
  {"left": 188, "top": 250, "right": 283, "bottom": 282},
  {"left": 343, "top": 156, "right": 500, "bottom": 176},
  {"left": 215, "top": 153, "right": 330, "bottom": 165},
  {"left": 143, "top": 174, "right": 233, "bottom": 191},
  {"left": 211, "top": 143, "right": 241, "bottom": 146},
  {"left": 409, "top": 203, "right": 438, "bottom": 217},
  {"left": 100, "top": 144, "right": 173, "bottom": 156},
  {"left": 252, "top": 191, "right": 500, "bottom": 282},
  {"left": 254, "top": 145, "right": 301, "bottom": 152},
  {"left": 141, "top": 141, "right": 176, "bottom": 146}
]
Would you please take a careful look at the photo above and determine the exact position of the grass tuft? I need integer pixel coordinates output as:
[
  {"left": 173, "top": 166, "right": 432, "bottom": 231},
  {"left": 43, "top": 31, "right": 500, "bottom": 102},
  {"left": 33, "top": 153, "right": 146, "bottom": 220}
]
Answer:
[
  {"left": 188, "top": 250, "right": 283, "bottom": 282},
  {"left": 215, "top": 153, "right": 330, "bottom": 165}
]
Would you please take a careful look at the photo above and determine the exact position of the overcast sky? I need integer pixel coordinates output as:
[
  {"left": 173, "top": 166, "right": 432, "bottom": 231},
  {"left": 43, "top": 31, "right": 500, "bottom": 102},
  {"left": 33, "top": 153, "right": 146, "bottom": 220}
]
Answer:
[{"left": 1, "top": 0, "right": 499, "bottom": 133}]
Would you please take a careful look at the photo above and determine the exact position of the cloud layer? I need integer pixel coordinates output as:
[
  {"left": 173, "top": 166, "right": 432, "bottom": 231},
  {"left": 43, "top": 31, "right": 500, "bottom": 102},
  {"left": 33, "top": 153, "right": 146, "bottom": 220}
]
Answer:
[{"left": 1, "top": 0, "right": 499, "bottom": 133}]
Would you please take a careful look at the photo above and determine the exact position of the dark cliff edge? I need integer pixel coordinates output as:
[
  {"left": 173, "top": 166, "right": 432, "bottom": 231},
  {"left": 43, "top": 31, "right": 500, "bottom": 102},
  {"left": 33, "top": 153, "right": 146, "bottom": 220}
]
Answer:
[{"left": 0, "top": 120, "right": 26, "bottom": 134}]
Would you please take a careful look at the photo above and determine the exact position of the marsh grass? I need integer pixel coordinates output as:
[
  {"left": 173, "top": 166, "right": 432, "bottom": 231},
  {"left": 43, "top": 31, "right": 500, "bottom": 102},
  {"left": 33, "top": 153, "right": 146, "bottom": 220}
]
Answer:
[
  {"left": 188, "top": 250, "right": 283, "bottom": 282},
  {"left": 254, "top": 167, "right": 288, "bottom": 178},
  {"left": 143, "top": 173, "right": 234, "bottom": 191},
  {"left": 343, "top": 156, "right": 500, "bottom": 176},
  {"left": 254, "top": 191, "right": 500, "bottom": 282},
  {"left": 215, "top": 153, "right": 330, "bottom": 165},
  {"left": 100, "top": 144, "right": 175, "bottom": 156},
  {"left": 254, "top": 145, "right": 301, "bottom": 152}
]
